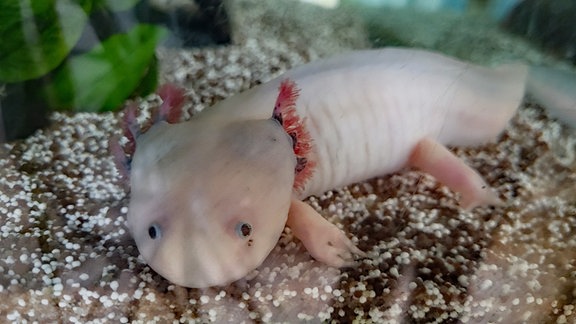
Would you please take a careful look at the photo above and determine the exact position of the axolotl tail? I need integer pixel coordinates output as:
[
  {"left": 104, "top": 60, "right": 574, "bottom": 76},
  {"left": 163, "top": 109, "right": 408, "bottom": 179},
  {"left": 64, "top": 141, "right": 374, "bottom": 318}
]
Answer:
[{"left": 527, "top": 65, "right": 576, "bottom": 127}]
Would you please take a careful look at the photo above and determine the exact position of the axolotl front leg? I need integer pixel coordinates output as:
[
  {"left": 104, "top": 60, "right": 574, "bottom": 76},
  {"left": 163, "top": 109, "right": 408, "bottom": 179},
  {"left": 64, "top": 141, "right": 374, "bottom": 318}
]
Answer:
[{"left": 287, "top": 197, "right": 367, "bottom": 267}]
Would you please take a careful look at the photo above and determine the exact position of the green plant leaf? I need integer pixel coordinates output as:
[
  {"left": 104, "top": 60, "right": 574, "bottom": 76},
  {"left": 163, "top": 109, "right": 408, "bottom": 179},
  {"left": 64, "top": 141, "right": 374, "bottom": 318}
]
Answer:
[
  {"left": 131, "top": 54, "right": 160, "bottom": 98},
  {"left": 0, "top": 0, "right": 90, "bottom": 83},
  {"left": 45, "top": 24, "right": 167, "bottom": 112}
]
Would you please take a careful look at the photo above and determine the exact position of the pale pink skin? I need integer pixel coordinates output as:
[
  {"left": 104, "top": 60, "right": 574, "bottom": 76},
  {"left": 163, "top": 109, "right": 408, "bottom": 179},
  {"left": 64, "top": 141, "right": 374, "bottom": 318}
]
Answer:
[{"left": 126, "top": 48, "right": 576, "bottom": 288}]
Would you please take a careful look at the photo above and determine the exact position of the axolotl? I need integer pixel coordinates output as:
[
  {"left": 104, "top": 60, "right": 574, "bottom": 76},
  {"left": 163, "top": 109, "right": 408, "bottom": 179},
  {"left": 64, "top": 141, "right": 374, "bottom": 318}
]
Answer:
[{"left": 114, "top": 47, "right": 576, "bottom": 288}]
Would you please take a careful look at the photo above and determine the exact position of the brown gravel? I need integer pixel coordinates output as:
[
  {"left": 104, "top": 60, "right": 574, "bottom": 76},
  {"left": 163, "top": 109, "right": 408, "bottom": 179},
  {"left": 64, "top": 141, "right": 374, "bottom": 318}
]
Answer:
[{"left": 0, "top": 0, "right": 575, "bottom": 323}]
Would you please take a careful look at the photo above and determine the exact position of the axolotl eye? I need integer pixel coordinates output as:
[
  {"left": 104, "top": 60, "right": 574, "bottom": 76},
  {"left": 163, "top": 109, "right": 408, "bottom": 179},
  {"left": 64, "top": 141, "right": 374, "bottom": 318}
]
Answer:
[
  {"left": 148, "top": 223, "right": 162, "bottom": 240},
  {"left": 235, "top": 222, "right": 252, "bottom": 239}
]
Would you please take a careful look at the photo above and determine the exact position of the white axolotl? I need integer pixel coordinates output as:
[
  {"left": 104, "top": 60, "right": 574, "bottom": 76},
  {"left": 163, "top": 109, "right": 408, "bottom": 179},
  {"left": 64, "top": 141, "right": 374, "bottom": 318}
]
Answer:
[{"left": 111, "top": 47, "right": 576, "bottom": 288}]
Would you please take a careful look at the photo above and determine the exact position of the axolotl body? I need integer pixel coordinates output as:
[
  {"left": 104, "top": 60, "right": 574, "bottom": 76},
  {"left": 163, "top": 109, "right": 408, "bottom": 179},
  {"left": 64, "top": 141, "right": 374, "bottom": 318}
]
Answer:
[{"left": 118, "top": 48, "right": 576, "bottom": 288}]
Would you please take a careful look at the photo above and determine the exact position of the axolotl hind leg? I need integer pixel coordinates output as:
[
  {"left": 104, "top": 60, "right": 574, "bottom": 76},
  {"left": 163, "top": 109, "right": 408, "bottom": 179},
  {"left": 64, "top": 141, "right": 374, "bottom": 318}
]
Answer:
[
  {"left": 287, "top": 197, "right": 367, "bottom": 267},
  {"left": 408, "top": 138, "right": 502, "bottom": 210}
]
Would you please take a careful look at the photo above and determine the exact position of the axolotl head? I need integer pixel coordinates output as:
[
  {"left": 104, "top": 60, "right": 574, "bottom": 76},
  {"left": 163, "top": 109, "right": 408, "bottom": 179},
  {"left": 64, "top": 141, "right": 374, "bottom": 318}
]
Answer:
[
  {"left": 124, "top": 80, "right": 311, "bottom": 288},
  {"left": 127, "top": 116, "right": 296, "bottom": 288}
]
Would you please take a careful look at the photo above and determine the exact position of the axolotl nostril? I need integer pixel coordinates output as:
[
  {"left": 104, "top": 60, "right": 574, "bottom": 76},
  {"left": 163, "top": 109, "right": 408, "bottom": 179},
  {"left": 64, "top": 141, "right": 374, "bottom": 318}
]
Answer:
[{"left": 113, "top": 47, "right": 576, "bottom": 288}]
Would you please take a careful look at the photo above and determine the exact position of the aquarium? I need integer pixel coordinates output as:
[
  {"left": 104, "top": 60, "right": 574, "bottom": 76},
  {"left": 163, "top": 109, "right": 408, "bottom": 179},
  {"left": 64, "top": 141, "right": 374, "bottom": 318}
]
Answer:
[{"left": 0, "top": 0, "right": 575, "bottom": 322}]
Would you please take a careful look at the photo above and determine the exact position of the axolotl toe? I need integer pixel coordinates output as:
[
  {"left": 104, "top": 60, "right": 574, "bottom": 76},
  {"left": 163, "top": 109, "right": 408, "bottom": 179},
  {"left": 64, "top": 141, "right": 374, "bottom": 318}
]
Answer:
[{"left": 118, "top": 48, "right": 576, "bottom": 288}]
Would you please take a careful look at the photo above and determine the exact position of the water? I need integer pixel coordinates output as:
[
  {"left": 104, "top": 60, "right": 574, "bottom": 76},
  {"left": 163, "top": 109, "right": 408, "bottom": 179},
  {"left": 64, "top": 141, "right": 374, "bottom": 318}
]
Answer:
[{"left": 0, "top": 0, "right": 575, "bottom": 322}]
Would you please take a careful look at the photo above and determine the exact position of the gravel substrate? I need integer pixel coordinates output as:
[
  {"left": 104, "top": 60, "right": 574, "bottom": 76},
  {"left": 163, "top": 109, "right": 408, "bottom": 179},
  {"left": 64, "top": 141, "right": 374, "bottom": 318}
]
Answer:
[{"left": 1, "top": 0, "right": 575, "bottom": 323}]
